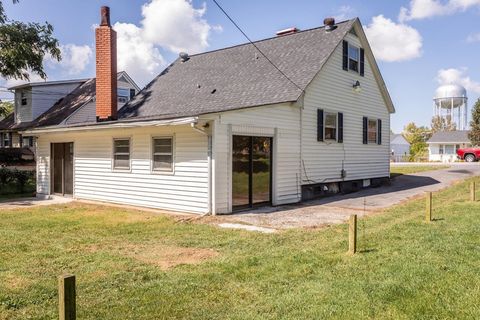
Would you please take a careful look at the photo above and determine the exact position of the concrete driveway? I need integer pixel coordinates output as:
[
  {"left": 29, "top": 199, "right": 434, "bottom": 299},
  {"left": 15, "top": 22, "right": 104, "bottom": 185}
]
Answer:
[{"left": 212, "top": 163, "right": 480, "bottom": 230}]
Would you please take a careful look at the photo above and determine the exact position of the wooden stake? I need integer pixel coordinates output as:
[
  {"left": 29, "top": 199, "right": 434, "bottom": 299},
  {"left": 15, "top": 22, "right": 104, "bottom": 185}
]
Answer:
[
  {"left": 348, "top": 214, "right": 357, "bottom": 255},
  {"left": 58, "top": 274, "right": 76, "bottom": 320},
  {"left": 425, "top": 192, "right": 432, "bottom": 222},
  {"left": 471, "top": 182, "right": 476, "bottom": 202}
]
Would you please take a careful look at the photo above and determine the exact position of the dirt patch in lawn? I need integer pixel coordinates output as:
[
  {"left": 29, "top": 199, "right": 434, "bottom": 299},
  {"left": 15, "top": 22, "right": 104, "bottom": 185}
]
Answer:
[
  {"left": 123, "top": 244, "right": 219, "bottom": 270},
  {"left": 2, "top": 273, "right": 32, "bottom": 290}
]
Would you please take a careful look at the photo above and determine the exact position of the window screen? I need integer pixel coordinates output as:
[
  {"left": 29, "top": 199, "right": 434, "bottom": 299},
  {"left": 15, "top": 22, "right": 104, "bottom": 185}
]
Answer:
[
  {"left": 348, "top": 44, "right": 359, "bottom": 72},
  {"left": 324, "top": 112, "right": 337, "bottom": 140},
  {"left": 152, "top": 137, "right": 173, "bottom": 171},
  {"left": 368, "top": 119, "right": 377, "bottom": 143},
  {"left": 113, "top": 139, "right": 130, "bottom": 169}
]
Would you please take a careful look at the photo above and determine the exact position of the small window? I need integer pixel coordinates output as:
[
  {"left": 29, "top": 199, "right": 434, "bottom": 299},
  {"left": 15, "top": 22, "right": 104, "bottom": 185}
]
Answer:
[
  {"left": 3, "top": 133, "right": 11, "bottom": 147},
  {"left": 113, "top": 139, "right": 130, "bottom": 170},
  {"left": 324, "top": 112, "right": 337, "bottom": 140},
  {"left": 22, "top": 136, "right": 34, "bottom": 147},
  {"left": 368, "top": 119, "right": 377, "bottom": 143},
  {"left": 445, "top": 145, "right": 454, "bottom": 154},
  {"left": 348, "top": 44, "right": 359, "bottom": 72},
  {"left": 118, "top": 88, "right": 130, "bottom": 103},
  {"left": 152, "top": 137, "right": 173, "bottom": 172},
  {"left": 439, "top": 145, "right": 444, "bottom": 155},
  {"left": 21, "top": 91, "right": 27, "bottom": 106}
]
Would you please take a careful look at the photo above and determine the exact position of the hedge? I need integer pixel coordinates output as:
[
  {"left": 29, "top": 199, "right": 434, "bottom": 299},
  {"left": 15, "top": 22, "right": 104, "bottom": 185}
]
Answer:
[{"left": 0, "top": 167, "right": 36, "bottom": 195}]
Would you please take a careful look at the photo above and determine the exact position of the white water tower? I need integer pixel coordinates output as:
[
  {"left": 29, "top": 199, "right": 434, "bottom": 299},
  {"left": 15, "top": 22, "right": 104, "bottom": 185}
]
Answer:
[{"left": 433, "top": 84, "right": 468, "bottom": 130}]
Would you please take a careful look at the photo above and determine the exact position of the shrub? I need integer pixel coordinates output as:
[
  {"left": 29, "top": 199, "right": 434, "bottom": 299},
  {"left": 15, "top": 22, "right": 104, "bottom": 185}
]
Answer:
[{"left": 0, "top": 168, "right": 35, "bottom": 195}]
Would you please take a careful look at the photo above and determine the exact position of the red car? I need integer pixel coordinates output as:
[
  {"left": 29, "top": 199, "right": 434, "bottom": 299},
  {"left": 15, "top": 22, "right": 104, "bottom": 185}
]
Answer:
[{"left": 457, "top": 147, "right": 480, "bottom": 162}]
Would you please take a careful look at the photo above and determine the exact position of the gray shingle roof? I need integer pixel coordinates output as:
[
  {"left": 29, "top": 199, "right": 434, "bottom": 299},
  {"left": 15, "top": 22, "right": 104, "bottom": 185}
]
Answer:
[
  {"left": 118, "top": 19, "right": 356, "bottom": 121},
  {"left": 427, "top": 130, "right": 470, "bottom": 143}
]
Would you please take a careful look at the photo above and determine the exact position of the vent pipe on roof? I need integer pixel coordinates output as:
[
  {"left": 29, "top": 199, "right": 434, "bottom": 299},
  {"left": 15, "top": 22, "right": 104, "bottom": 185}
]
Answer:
[
  {"left": 179, "top": 52, "right": 190, "bottom": 62},
  {"left": 276, "top": 27, "right": 299, "bottom": 36},
  {"left": 324, "top": 17, "right": 337, "bottom": 32}
]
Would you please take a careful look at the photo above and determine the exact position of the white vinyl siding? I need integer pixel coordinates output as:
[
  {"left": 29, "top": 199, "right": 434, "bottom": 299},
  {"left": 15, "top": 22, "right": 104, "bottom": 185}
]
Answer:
[
  {"left": 301, "top": 32, "right": 390, "bottom": 183},
  {"left": 36, "top": 125, "right": 209, "bottom": 214},
  {"left": 206, "top": 103, "right": 301, "bottom": 214}
]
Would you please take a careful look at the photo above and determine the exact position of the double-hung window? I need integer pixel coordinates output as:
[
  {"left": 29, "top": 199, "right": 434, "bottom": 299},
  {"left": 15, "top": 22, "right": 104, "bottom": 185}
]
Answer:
[
  {"left": 368, "top": 119, "right": 377, "bottom": 143},
  {"left": 113, "top": 138, "right": 130, "bottom": 170},
  {"left": 324, "top": 112, "right": 337, "bottom": 140},
  {"left": 3, "top": 132, "right": 11, "bottom": 147},
  {"left": 152, "top": 137, "right": 173, "bottom": 172},
  {"left": 348, "top": 44, "right": 360, "bottom": 73}
]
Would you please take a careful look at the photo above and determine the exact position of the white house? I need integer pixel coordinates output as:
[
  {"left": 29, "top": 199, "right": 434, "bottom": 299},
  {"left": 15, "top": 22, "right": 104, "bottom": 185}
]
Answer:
[
  {"left": 23, "top": 7, "right": 394, "bottom": 214},
  {"left": 427, "top": 130, "right": 471, "bottom": 162},
  {"left": 390, "top": 133, "right": 410, "bottom": 162}
]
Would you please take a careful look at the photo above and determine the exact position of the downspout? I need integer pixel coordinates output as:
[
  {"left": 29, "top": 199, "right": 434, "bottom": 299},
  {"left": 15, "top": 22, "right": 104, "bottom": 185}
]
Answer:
[{"left": 190, "top": 122, "right": 212, "bottom": 215}]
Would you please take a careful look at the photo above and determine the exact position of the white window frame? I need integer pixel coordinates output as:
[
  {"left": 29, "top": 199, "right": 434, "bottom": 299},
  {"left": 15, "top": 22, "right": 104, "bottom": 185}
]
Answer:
[
  {"left": 112, "top": 138, "right": 131, "bottom": 171},
  {"left": 324, "top": 111, "right": 338, "bottom": 141},
  {"left": 3, "top": 132, "right": 11, "bottom": 147},
  {"left": 151, "top": 136, "right": 175, "bottom": 174},
  {"left": 348, "top": 44, "right": 360, "bottom": 73},
  {"left": 117, "top": 88, "right": 131, "bottom": 103},
  {"left": 367, "top": 118, "right": 377, "bottom": 144}
]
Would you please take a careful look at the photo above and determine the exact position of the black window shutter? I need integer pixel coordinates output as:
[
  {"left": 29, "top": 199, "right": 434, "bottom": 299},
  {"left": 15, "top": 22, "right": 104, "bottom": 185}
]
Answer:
[
  {"left": 130, "top": 89, "right": 136, "bottom": 99},
  {"left": 0, "top": 133, "right": 3, "bottom": 147},
  {"left": 338, "top": 112, "right": 344, "bottom": 143},
  {"left": 29, "top": 137, "right": 34, "bottom": 147},
  {"left": 362, "top": 117, "right": 368, "bottom": 144},
  {"left": 360, "top": 48, "right": 365, "bottom": 77},
  {"left": 19, "top": 134, "right": 23, "bottom": 147},
  {"left": 8, "top": 132, "right": 12, "bottom": 147},
  {"left": 377, "top": 119, "right": 382, "bottom": 145},
  {"left": 342, "top": 40, "right": 348, "bottom": 71},
  {"left": 317, "top": 109, "right": 324, "bottom": 142}
]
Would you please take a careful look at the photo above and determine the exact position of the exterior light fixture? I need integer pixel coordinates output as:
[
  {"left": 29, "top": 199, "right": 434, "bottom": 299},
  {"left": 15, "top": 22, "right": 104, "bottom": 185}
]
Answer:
[{"left": 353, "top": 80, "right": 361, "bottom": 93}]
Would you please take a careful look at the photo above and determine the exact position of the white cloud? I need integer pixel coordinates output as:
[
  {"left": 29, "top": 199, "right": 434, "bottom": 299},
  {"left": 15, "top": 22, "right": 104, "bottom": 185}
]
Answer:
[
  {"left": 467, "top": 32, "right": 480, "bottom": 42},
  {"left": 55, "top": 44, "right": 93, "bottom": 75},
  {"left": 333, "top": 5, "right": 355, "bottom": 22},
  {"left": 114, "top": 22, "right": 165, "bottom": 86},
  {"left": 364, "top": 15, "right": 423, "bottom": 62},
  {"left": 112, "top": 0, "right": 220, "bottom": 85},
  {"left": 399, "top": 0, "right": 480, "bottom": 22},
  {"left": 141, "top": 0, "right": 214, "bottom": 53},
  {"left": 437, "top": 67, "right": 480, "bottom": 94}
]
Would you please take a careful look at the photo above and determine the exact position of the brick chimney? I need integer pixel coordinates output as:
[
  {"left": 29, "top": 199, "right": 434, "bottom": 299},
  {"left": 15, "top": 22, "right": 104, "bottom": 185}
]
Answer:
[{"left": 95, "top": 6, "right": 117, "bottom": 121}]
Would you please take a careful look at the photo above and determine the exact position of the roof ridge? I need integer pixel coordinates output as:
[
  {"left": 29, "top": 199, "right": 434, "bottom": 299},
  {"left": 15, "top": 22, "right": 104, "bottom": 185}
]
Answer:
[{"left": 188, "top": 18, "right": 356, "bottom": 58}]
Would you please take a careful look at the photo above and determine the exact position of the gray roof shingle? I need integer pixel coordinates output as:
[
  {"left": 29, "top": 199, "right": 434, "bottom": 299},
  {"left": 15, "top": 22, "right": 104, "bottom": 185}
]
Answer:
[
  {"left": 118, "top": 19, "right": 356, "bottom": 121},
  {"left": 427, "top": 130, "right": 470, "bottom": 143}
]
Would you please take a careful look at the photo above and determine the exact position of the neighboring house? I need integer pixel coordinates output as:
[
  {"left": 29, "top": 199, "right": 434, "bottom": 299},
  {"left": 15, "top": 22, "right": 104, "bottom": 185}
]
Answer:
[
  {"left": 427, "top": 130, "right": 471, "bottom": 162},
  {"left": 22, "top": 7, "right": 394, "bottom": 215},
  {"left": 390, "top": 133, "right": 410, "bottom": 162},
  {"left": 0, "top": 73, "right": 139, "bottom": 153}
]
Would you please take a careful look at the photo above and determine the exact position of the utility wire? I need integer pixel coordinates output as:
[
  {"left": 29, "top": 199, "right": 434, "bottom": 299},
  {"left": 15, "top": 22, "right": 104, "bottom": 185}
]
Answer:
[{"left": 210, "top": 0, "right": 305, "bottom": 94}]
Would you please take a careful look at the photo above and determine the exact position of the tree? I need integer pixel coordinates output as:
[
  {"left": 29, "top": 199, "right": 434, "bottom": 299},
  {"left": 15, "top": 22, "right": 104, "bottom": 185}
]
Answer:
[
  {"left": 0, "top": 0, "right": 61, "bottom": 80},
  {"left": 0, "top": 100, "right": 13, "bottom": 117},
  {"left": 403, "top": 122, "right": 432, "bottom": 161},
  {"left": 469, "top": 99, "right": 480, "bottom": 146},
  {"left": 431, "top": 115, "right": 456, "bottom": 133}
]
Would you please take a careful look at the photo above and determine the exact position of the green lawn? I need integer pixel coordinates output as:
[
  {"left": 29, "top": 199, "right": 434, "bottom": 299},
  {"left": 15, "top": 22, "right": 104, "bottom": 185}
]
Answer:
[
  {"left": 1, "top": 179, "right": 480, "bottom": 319},
  {"left": 390, "top": 165, "right": 450, "bottom": 178}
]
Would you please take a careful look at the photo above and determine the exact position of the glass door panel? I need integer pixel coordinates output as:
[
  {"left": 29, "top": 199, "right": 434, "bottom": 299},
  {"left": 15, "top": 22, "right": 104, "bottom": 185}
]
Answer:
[
  {"left": 232, "top": 136, "right": 251, "bottom": 209},
  {"left": 252, "top": 137, "right": 271, "bottom": 205}
]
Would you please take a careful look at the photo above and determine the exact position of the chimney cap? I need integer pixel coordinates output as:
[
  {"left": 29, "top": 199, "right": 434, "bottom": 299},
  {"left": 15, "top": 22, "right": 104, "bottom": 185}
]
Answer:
[{"left": 100, "top": 6, "right": 111, "bottom": 27}]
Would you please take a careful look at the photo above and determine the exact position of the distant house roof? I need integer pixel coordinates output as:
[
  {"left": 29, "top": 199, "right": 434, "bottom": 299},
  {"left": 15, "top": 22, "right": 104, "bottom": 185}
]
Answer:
[
  {"left": 427, "top": 130, "right": 470, "bottom": 144},
  {"left": 8, "top": 78, "right": 90, "bottom": 90},
  {"left": 3, "top": 72, "right": 138, "bottom": 131},
  {"left": 390, "top": 133, "right": 409, "bottom": 145}
]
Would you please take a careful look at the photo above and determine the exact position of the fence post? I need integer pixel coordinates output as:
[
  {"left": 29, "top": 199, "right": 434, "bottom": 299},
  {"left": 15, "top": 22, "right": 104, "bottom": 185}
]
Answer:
[
  {"left": 471, "top": 182, "right": 476, "bottom": 202},
  {"left": 58, "top": 274, "right": 76, "bottom": 320},
  {"left": 348, "top": 214, "right": 357, "bottom": 255},
  {"left": 425, "top": 192, "right": 432, "bottom": 222}
]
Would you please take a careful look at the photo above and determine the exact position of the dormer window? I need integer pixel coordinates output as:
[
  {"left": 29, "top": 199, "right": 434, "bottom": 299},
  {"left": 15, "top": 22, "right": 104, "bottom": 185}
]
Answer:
[
  {"left": 21, "top": 91, "right": 27, "bottom": 106},
  {"left": 118, "top": 88, "right": 133, "bottom": 104},
  {"left": 348, "top": 44, "right": 359, "bottom": 73}
]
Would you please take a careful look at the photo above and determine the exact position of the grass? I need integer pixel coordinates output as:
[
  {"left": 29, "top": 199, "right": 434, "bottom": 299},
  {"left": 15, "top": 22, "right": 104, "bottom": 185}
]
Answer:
[
  {"left": 1, "top": 178, "right": 480, "bottom": 319},
  {"left": 390, "top": 165, "right": 450, "bottom": 178}
]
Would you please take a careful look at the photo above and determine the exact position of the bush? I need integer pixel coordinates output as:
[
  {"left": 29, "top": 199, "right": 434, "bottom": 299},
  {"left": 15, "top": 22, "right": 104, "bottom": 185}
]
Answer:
[{"left": 0, "top": 168, "right": 35, "bottom": 195}]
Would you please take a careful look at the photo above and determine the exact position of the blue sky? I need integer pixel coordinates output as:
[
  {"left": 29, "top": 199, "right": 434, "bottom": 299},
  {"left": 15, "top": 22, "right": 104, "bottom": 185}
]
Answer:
[{"left": 2, "top": 0, "right": 480, "bottom": 133}]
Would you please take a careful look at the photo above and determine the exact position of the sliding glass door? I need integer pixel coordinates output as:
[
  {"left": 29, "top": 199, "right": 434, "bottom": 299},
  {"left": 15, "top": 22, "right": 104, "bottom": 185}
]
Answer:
[{"left": 232, "top": 136, "right": 272, "bottom": 211}]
